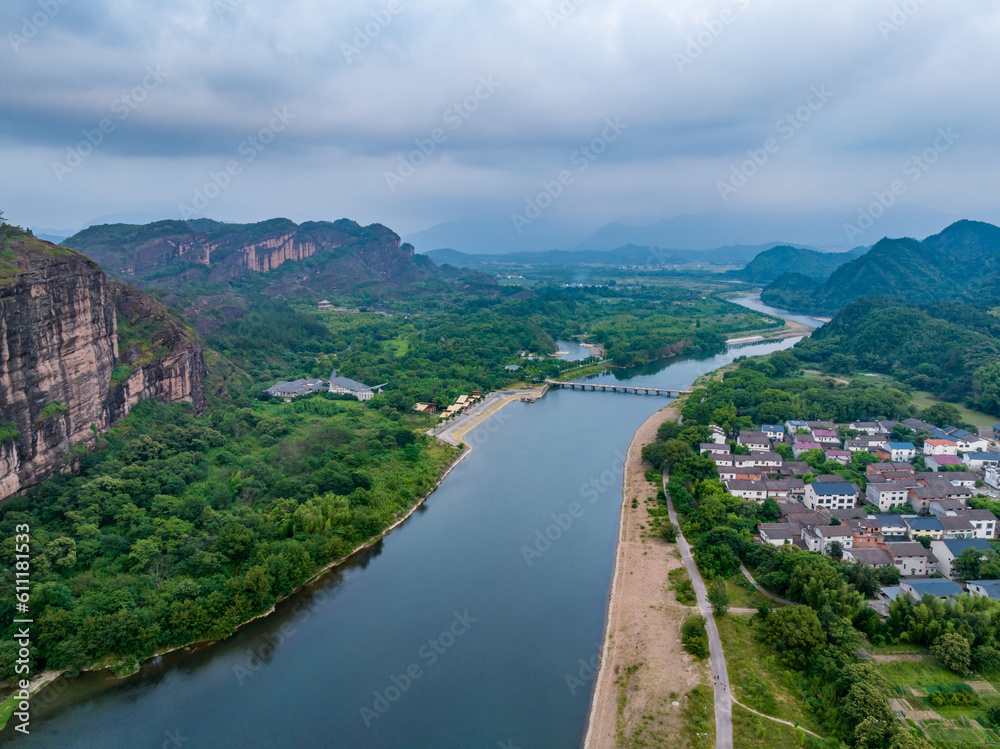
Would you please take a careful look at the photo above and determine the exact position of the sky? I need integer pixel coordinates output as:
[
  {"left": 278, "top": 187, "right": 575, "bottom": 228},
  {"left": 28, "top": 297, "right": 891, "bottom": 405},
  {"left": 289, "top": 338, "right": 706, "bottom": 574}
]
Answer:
[{"left": 2, "top": 0, "right": 1000, "bottom": 250}]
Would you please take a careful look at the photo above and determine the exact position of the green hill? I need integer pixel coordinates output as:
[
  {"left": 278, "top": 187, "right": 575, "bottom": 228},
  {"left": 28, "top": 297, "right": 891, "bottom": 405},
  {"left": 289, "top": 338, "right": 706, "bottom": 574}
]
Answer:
[
  {"left": 726, "top": 245, "right": 859, "bottom": 284},
  {"left": 761, "top": 220, "right": 1000, "bottom": 314},
  {"left": 795, "top": 296, "right": 1000, "bottom": 412}
]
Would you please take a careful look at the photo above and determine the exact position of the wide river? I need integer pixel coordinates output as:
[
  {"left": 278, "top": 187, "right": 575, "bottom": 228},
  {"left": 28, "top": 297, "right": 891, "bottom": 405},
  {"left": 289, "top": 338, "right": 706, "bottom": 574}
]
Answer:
[{"left": 7, "top": 298, "right": 815, "bottom": 748}]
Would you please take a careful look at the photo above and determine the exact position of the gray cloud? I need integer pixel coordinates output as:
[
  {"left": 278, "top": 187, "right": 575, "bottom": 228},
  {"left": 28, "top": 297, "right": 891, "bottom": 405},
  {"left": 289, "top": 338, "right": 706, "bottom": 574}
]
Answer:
[{"left": 1, "top": 0, "right": 999, "bottom": 245}]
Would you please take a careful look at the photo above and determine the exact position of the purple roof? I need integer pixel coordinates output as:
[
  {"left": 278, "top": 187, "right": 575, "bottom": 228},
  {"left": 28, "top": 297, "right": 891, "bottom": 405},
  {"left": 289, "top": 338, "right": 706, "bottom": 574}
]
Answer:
[
  {"left": 931, "top": 455, "right": 962, "bottom": 465},
  {"left": 813, "top": 429, "right": 838, "bottom": 437},
  {"left": 826, "top": 450, "right": 850, "bottom": 456},
  {"left": 796, "top": 442, "right": 822, "bottom": 450}
]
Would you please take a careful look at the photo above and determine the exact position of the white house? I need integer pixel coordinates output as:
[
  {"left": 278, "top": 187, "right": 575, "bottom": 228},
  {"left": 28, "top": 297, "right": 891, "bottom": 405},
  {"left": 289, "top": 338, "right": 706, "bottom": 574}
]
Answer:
[
  {"left": 329, "top": 371, "right": 386, "bottom": 401},
  {"left": 803, "top": 525, "right": 854, "bottom": 554},
  {"left": 964, "top": 453, "right": 1000, "bottom": 471},
  {"left": 865, "top": 481, "right": 916, "bottom": 512},
  {"left": 725, "top": 480, "right": 768, "bottom": 502},
  {"left": 985, "top": 465, "right": 1000, "bottom": 489},
  {"left": 923, "top": 439, "right": 959, "bottom": 456},
  {"left": 967, "top": 580, "right": 1000, "bottom": 600},
  {"left": 882, "top": 542, "right": 937, "bottom": 577},
  {"left": 737, "top": 431, "right": 771, "bottom": 452},
  {"left": 757, "top": 523, "right": 800, "bottom": 546},
  {"left": 811, "top": 429, "right": 841, "bottom": 446},
  {"left": 929, "top": 538, "right": 994, "bottom": 578},
  {"left": 963, "top": 509, "right": 998, "bottom": 539},
  {"left": 804, "top": 481, "right": 857, "bottom": 510},
  {"left": 884, "top": 442, "right": 917, "bottom": 462}
]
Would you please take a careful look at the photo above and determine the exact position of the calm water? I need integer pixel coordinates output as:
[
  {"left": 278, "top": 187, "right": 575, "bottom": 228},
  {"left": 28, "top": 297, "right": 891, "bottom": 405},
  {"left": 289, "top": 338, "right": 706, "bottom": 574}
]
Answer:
[
  {"left": 554, "top": 339, "right": 593, "bottom": 362},
  {"left": 6, "top": 337, "right": 804, "bottom": 749},
  {"left": 727, "top": 294, "right": 823, "bottom": 329}
]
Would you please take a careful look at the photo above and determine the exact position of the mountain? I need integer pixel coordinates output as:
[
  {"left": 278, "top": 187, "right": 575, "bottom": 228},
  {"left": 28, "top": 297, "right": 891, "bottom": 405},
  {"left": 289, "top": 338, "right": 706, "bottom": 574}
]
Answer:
[
  {"left": 726, "top": 245, "right": 867, "bottom": 284},
  {"left": 0, "top": 224, "right": 205, "bottom": 500},
  {"left": 426, "top": 243, "right": 792, "bottom": 268},
  {"left": 762, "top": 220, "right": 1000, "bottom": 314},
  {"left": 62, "top": 217, "right": 440, "bottom": 291}
]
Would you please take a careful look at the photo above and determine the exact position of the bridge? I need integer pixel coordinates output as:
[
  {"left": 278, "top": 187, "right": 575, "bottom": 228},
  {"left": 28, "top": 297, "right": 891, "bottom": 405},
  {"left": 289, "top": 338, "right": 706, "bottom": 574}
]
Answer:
[{"left": 545, "top": 379, "right": 691, "bottom": 397}]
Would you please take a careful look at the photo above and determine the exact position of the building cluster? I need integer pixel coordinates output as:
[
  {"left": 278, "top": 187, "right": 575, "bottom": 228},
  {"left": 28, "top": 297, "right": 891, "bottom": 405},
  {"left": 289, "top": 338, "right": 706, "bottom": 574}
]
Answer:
[
  {"left": 704, "top": 417, "right": 1000, "bottom": 605},
  {"left": 264, "top": 370, "right": 386, "bottom": 402},
  {"left": 414, "top": 392, "right": 485, "bottom": 419}
]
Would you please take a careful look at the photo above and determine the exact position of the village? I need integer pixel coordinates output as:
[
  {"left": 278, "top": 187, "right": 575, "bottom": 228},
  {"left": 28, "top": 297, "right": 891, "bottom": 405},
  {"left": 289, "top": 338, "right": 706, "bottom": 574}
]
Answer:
[{"left": 704, "top": 418, "right": 1000, "bottom": 610}]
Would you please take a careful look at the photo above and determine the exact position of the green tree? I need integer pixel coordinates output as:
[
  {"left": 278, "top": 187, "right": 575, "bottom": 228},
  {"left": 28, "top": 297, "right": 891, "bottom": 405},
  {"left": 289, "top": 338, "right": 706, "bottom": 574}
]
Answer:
[
  {"left": 889, "top": 731, "right": 935, "bottom": 749},
  {"left": 758, "top": 606, "right": 825, "bottom": 670},
  {"left": 931, "top": 633, "right": 971, "bottom": 674},
  {"left": 708, "top": 581, "right": 730, "bottom": 616},
  {"left": 952, "top": 547, "right": 985, "bottom": 581}
]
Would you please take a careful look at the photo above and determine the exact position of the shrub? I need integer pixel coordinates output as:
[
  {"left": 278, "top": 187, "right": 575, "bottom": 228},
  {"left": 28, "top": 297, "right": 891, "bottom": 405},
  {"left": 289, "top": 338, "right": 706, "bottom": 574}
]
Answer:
[{"left": 681, "top": 616, "right": 710, "bottom": 659}]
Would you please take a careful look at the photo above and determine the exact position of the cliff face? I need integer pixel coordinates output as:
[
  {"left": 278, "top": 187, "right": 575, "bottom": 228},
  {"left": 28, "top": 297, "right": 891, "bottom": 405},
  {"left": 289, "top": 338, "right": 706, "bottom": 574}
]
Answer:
[
  {"left": 0, "top": 229, "right": 205, "bottom": 501},
  {"left": 63, "top": 217, "right": 429, "bottom": 288}
]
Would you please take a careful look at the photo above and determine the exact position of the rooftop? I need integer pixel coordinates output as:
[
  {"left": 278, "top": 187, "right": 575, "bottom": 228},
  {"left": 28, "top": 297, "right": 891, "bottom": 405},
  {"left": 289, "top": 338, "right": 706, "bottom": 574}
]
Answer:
[{"left": 902, "top": 579, "right": 964, "bottom": 598}]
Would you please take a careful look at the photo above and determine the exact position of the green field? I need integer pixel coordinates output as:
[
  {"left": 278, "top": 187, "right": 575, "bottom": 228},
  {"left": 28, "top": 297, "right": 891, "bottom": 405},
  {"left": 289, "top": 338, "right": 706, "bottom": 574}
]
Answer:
[
  {"left": 716, "top": 615, "right": 824, "bottom": 736},
  {"left": 911, "top": 390, "right": 997, "bottom": 429},
  {"left": 732, "top": 703, "right": 822, "bottom": 749}
]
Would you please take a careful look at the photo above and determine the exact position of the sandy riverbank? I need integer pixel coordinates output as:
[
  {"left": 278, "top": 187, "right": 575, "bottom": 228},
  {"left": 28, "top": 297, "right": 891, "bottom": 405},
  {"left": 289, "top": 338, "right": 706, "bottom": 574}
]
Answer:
[{"left": 584, "top": 398, "right": 708, "bottom": 748}]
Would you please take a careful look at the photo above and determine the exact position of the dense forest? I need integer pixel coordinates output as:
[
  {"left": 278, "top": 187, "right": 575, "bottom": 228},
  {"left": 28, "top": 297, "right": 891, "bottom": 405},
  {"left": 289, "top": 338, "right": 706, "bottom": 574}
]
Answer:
[
  {"left": 646, "top": 352, "right": 1000, "bottom": 749},
  {"left": 794, "top": 297, "right": 1000, "bottom": 414},
  {"left": 0, "top": 397, "right": 455, "bottom": 679},
  {"left": 761, "top": 220, "right": 1000, "bottom": 314},
  {"left": 727, "top": 244, "right": 863, "bottom": 284}
]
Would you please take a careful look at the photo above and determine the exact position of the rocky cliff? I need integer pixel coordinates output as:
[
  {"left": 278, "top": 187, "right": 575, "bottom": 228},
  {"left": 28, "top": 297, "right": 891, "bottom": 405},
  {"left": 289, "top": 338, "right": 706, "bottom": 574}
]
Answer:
[
  {"left": 0, "top": 226, "right": 205, "bottom": 500},
  {"left": 62, "top": 217, "right": 436, "bottom": 289}
]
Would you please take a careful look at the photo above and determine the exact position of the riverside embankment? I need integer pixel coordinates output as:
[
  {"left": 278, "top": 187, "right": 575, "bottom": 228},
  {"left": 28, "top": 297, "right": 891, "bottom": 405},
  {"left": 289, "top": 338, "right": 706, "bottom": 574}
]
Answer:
[{"left": 7, "top": 315, "right": 814, "bottom": 748}]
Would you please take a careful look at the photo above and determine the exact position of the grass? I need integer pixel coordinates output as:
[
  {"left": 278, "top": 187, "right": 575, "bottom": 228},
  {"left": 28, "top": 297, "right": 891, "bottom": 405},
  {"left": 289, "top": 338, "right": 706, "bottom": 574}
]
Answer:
[
  {"left": 716, "top": 615, "right": 824, "bottom": 735},
  {"left": 879, "top": 658, "right": 969, "bottom": 693},
  {"left": 384, "top": 337, "right": 410, "bottom": 357},
  {"left": 680, "top": 684, "right": 714, "bottom": 749},
  {"left": 911, "top": 390, "right": 997, "bottom": 429},
  {"left": 723, "top": 575, "right": 772, "bottom": 610},
  {"left": 732, "top": 703, "right": 822, "bottom": 749},
  {"left": 0, "top": 693, "right": 19, "bottom": 731}
]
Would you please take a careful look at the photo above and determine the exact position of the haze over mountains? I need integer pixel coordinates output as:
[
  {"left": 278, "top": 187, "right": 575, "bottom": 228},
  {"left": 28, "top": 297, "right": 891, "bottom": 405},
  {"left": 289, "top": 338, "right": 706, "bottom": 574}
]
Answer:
[
  {"left": 403, "top": 204, "right": 968, "bottom": 256},
  {"left": 761, "top": 220, "right": 1000, "bottom": 314}
]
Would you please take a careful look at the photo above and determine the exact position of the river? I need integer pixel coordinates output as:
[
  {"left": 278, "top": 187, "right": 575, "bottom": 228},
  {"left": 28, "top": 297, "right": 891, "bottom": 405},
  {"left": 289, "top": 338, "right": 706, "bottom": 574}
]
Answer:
[{"left": 7, "top": 304, "right": 810, "bottom": 749}]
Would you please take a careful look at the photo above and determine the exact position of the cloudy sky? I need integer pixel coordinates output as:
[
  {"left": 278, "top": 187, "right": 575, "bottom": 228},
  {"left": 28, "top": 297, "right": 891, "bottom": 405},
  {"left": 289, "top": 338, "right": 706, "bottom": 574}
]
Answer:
[{"left": 2, "top": 0, "right": 999, "bottom": 249}]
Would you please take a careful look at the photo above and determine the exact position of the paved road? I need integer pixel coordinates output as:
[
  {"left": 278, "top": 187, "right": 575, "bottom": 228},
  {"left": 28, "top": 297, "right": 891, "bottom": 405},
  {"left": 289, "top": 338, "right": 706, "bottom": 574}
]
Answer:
[
  {"left": 427, "top": 389, "right": 542, "bottom": 447},
  {"left": 665, "top": 479, "right": 733, "bottom": 749}
]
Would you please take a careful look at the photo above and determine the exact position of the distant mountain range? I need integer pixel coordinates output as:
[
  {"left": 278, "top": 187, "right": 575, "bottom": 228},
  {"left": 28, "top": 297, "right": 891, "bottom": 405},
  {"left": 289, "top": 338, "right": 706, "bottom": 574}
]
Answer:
[
  {"left": 427, "top": 242, "right": 808, "bottom": 268},
  {"left": 762, "top": 220, "right": 1000, "bottom": 314},
  {"left": 726, "top": 245, "right": 869, "bottom": 285},
  {"left": 405, "top": 205, "right": 965, "bottom": 255}
]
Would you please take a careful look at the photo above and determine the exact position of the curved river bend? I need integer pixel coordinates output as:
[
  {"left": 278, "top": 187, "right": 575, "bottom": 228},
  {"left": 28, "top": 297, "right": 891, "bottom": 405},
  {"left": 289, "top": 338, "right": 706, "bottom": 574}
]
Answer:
[{"left": 7, "top": 299, "right": 814, "bottom": 748}]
